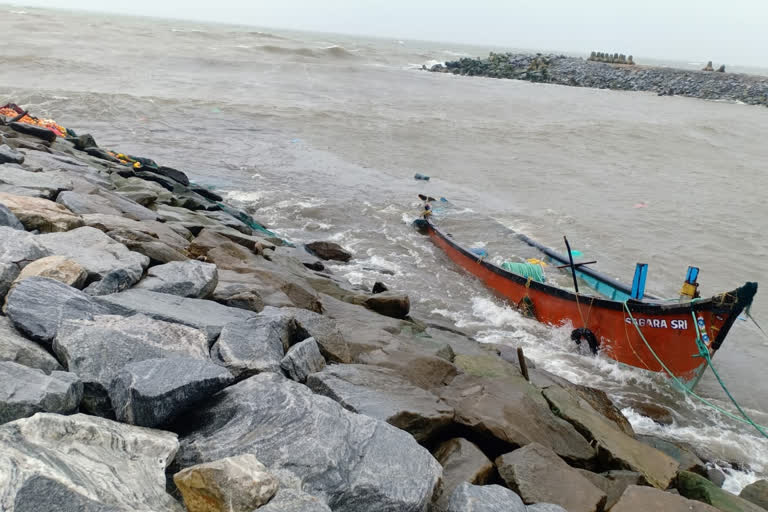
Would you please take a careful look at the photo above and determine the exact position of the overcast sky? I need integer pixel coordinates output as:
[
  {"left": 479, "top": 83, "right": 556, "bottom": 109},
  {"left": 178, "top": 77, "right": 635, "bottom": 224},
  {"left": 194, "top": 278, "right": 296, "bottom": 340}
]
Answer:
[{"left": 10, "top": 1, "right": 768, "bottom": 66}]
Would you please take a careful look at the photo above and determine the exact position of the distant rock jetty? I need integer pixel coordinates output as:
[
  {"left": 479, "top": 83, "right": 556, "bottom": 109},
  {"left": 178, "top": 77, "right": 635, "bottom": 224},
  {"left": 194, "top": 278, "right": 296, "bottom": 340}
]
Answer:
[{"left": 428, "top": 52, "right": 768, "bottom": 106}]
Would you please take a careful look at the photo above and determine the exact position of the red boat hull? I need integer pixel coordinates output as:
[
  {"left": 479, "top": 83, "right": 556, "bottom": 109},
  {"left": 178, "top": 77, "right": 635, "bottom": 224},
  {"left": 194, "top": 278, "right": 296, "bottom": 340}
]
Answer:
[{"left": 423, "top": 221, "right": 756, "bottom": 384}]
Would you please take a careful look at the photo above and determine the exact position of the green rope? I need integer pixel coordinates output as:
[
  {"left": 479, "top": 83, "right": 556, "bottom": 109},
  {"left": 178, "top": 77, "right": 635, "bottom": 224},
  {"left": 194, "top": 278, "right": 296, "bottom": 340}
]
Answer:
[
  {"left": 501, "top": 262, "right": 546, "bottom": 283},
  {"left": 622, "top": 301, "right": 768, "bottom": 438}
]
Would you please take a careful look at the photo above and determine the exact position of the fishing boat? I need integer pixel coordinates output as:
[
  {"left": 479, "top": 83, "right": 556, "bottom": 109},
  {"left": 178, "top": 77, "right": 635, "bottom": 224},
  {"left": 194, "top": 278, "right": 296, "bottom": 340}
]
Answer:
[{"left": 413, "top": 215, "right": 757, "bottom": 389}]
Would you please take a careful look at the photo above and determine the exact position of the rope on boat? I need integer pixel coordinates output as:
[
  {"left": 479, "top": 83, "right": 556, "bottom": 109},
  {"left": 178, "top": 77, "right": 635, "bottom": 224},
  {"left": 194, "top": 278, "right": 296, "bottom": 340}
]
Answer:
[{"left": 622, "top": 301, "right": 768, "bottom": 439}]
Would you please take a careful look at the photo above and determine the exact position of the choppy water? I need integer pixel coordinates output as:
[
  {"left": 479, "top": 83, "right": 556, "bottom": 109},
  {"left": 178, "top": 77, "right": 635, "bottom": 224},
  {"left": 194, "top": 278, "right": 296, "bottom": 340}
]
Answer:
[{"left": 2, "top": 5, "right": 767, "bottom": 490}]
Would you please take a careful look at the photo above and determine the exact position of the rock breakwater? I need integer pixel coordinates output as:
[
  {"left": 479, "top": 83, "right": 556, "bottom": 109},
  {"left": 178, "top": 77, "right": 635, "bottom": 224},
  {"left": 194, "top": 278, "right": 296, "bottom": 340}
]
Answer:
[
  {"left": 429, "top": 53, "right": 768, "bottom": 106},
  {"left": 0, "top": 106, "right": 763, "bottom": 511}
]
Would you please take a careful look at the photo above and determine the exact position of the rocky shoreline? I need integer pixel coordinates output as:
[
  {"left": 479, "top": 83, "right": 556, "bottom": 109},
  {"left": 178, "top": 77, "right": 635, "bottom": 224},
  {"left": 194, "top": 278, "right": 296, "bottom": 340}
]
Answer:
[
  {"left": 1, "top": 109, "right": 767, "bottom": 512},
  {"left": 428, "top": 53, "right": 768, "bottom": 106}
]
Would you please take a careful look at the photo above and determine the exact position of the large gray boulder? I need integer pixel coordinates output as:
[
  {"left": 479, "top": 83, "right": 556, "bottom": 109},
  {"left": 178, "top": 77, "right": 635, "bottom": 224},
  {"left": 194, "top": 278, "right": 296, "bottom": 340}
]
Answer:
[
  {"left": 134, "top": 260, "right": 218, "bottom": 298},
  {"left": 259, "top": 489, "right": 332, "bottom": 512},
  {"left": 53, "top": 315, "right": 210, "bottom": 416},
  {"left": 210, "top": 308, "right": 297, "bottom": 377},
  {"left": 0, "top": 144, "right": 24, "bottom": 164},
  {"left": 527, "top": 505, "right": 568, "bottom": 512},
  {"left": 280, "top": 337, "right": 326, "bottom": 383},
  {"left": 576, "top": 469, "right": 643, "bottom": 510},
  {"left": 0, "top": 413, "right": 183, "bottom": 511},
  {"left": 36, "top": 227, "right": 149, "bottom": 295},
  {"left": 433, "top": 438, "right": 494, "bottom": 509},
  {"left": 94, "top": 289, "right": 257, "bottom": 343},
  {"left": 306, "top": 364, "right": 454, "bottom": 442},
  {"left": 0, "top": 316, "right": 62, "bottom": 373},
  {"left": 740, "top": 480, "right": 768, "bottom": 510},
  {"left": 175, "top": 373, "right": 442, "bottom": 512},
  {"left": 56, "top": 190, "right": 158, "bottom": 222},
  {"left": 439, "top": 374, "right": 595, "bottom": 464},
  {"left": 109, "top": 357, "right": 234, "bottom": 428},
  {"left": 0, "top": 361, "right": 82, "bottom": 423},
  {"left": 5, "top": 277, "right": 106, "bottom": 346},
  {"left": 446, "top": 482, "right": 527, "bottom": 512},
  {"left": 0, "top": 226, "right": 49, "bottom": 298},
  {"left": 0, "top": 203, "right": 24, "bottom": 229},
  {"left": 496, "top": 443, "right": 607, "bottom": 512},
  {"left": 542, "top": 385, "right": 679, "bottom": 489}
]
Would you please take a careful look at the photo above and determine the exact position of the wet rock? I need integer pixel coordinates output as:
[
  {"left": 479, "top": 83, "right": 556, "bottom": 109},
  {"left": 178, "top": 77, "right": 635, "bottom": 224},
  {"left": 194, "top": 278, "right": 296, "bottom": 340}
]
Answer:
[
  {"left": 201, "top": 209, "right": 253, "bottom": 235},
  {"left": 446, "top": 482, "right": 527, "bottom": 512},
  {"left": 678, "top": 471, "right": 766, "bottom": 512},
  {"left": 305, "top": 241, "right": 352, "bottom": 262},
  {"left": 0, "top": 192, "right": 84, "bottom": 232},
  {"left": 71, "top": 133, "right": 97, "bottom": 150},
  {"left": 171, "top": 184, "right": 218, "bottom": 211},
  {"left": 0, "top": 262, "right": 19, "bottom": 302},
  {"left": 54, "top": 314, "right": 210, "bottom": 416},
  {"left": 372, "top": 281, "right": 388, "bottom": 294},
  {"left": 439, "top": 374, "right": 595, "bottom": 464},
  {"left": 173, "top": 454, "right": 277, "bottom": 512},
  {"left": 496, "top": 344, "right": 537, "bottom": 370},
  {"left": 259, "top": 488, "right": 332, "bottom": 512},
  {"left": 627, "top": 401, "right": 675, "bottom": 425},
  {"left": 191, "top": 186, "right": 223, "bottom": 202},
  {"left": 110, "top": 357, "right": 233, "bottom": 428},
  {"left": 211, "top": 309, "right": 296, "bottom": 378},
  {"left": 577, "top": 469, "right": 643, "bottom": 510},
  {"left": 5, "top": 277, "right": 106, "bottom": 346},
  {"left": 542, "top": 385, "right": 679, "bottom": 488},
  {"left": 56, "top": 190, "right": 158, "bottom": 222},
  {"left": 307, "top": 364, "right": 453, "bottom": 442},
  {"left": 612, "top": 484, "right": 721, "bottom": 512},
  {"left": 134, "top": 260, "right": 218, "bottom": 298},
  {"left": 277, "top": 245, "right": 326, "bottom": 271},
  {"left": 134, "top": 169, "right": 178, "bottom": 191},
  {"left": 740, "top": 480, "right": 768, "bottom": 510},
  {"left": 717, "top": 65, "right": 726, "bottom": 73},
  {"left": 176, "top": 373, "right": 442, "bottom": 512},
  {"left": 280, "top": 337, "right": 326, "bottom": 382},
  {"left": 496, "top": 443, "right": 607, "bottom": 512},
  {"left": 36, "top": 226, "right": 149, "bottom": 294},
  {"left": 0, "top": 144, "right": 24, "bottom": 164},
  {"left": 454, "top": 353, "right": 524, "bottom": 378},
  {"left": 637, "top": 435, "right": 706, "bottom": 475},
  {"left": 0, "top": 413, "right": 183, "bottom": 511},
  {"left": 0, "top": 316, "right": 63, "bottom": 373},
  {"left": 0, "top": 361, "right": 82, "bottom": 423},
  {"left": 95, "top": 288, "right": 257, "bottom": 343},
  {"left": 364, "top": 292, "right": 410, "bottom": 319},
  {"left": 433, "top": 438, "right": 495, "bottom": 509},
  {"left": 14, "top": 255, "right": 88, "bottom": 289},
  {"left": 154, "top": 165, "right": 190, "bottom": 186},
  {"left": 707, "top": 466, "right": 726, "bottom": 487},
  {"left": 0, "top": 202, "right": 24, "bottom": 229},
  {"left": 9, "top": 121, "right": 57, "bottom": 142}
]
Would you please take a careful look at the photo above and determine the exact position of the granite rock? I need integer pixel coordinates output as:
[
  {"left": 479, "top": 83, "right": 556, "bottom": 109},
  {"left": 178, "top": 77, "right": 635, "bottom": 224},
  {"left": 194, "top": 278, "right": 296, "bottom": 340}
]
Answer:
[
  {"left": 0, "top": 192, "right": 83, "bottom": 232},
  {"left": 94, "top": 288, "right": 257, "bottom": 343},
  {"left": 175, "top": 373, "right": 442, "bottom": 512},
  {"left": 0, "top": 361, "right": 82, "bottom": 423},
  {"left": 0, "top": 413, "right": 183, "bottom": 511},
  {"left": 14, "top": 255, "right": 88, "bottom": 289},
  {"left": 280, "top": 337, "right": 326, "bottom": 383},
  {"left": 134, "top": 260, "right": 218, "bottom": 299},
  {"left": 5, "top": 276, "right": 106, "bottom": 346},
  {"left": 0, "top": 316, "right": 63, "bottom": 373},
  {"left": 54, "top": 314, "right": 210, "bottom": 416},
  {"left": 307, "top": 363, "right": 453, "bottom": 442}
]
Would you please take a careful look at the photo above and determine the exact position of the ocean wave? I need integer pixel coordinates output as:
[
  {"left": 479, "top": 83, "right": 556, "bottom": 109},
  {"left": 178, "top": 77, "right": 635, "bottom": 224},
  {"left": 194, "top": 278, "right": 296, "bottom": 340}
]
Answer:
[{"left": 255, "top": 44, "right": 358, "bottom": 60}]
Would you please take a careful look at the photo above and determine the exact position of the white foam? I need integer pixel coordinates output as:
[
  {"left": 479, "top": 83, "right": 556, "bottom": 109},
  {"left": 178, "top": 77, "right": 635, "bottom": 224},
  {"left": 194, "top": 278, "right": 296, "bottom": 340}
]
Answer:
[{"left": 226, "top": 190, "right": 264, "bottom": 203}]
